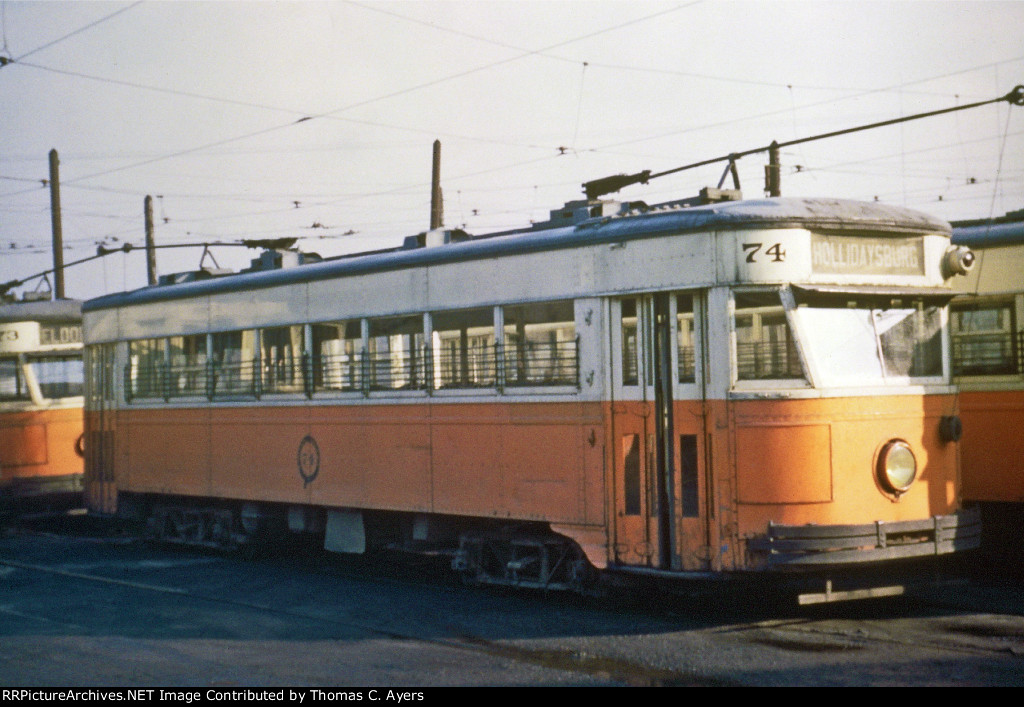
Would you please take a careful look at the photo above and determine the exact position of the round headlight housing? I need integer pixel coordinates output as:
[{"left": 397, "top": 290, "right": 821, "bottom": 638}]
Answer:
[{"left": 877, "top": 440, "right": 917, "bottom": 495}]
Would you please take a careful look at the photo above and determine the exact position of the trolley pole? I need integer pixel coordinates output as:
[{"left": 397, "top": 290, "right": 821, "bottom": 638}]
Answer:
[
  {"left": 144, "top": 195, "right": 157, "bottom": 286},
  {"left": 584, "top": 85, "right": 1024, "bottom": 200},
  {"left": 48, "top": 149, "right": 65, "bottom": 299}
]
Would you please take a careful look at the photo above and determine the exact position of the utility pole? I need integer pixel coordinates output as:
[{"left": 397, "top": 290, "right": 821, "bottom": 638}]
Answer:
[
  {"left": 765, "top": 141, "right": 781, "bottom": 197},
  {"left": 144, "top": 195, "right": 157, "bottom": 285},
  {"left": 48, "top": 149, "right": 65, "bottom": 299},
  {"left": 430, "top": 140, "right": 443, "bottom": 229}
]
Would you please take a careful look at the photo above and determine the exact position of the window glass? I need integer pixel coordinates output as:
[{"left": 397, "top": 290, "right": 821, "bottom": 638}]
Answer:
[
  {"left": 503, "top": 300, "right": 577, "bottom": 387},
  {"left": 623, "top": 434, "right": 641, "bottom": 516},
  {"left": 31, "top": 354, "right": 84, "bottom": 399},
  {"left": 792, "top": 295, "right": 945, "bottom": 385},
  {"left": 261, "top": 325, "right": 304, "bottom": 393},
  {"left": 676, "top": 295, "right": 696, "bottom": 383},
  {"left": 129, "top": 338, "right": 164, "bottom": 399},
  {"left": 620, "top": 299, "right": 639, "bottom": 386},
  {"left": 951, "top": 303, "right": 1018, "bottom": 375},
  {"left": 312, "top": 321, "right": 362, "bottom": 392},
  {"left": 211, "top": 330, "right": 256, "bottom": 396},
  {"left": 0, "top": 357, "right": 28, "bottom": 400},
  {"left": 84, "top": 343, "right": 116, "bottom": 405},
  {"left": 735, "top": 292, "right": 804, "bottom": 380},
  {"left": 431, "top": 308, "right": 496, "bottom": 389},
  {"left": 167, "top": 335, "right": 207, "bottom": 397},
  {"left": 877, "top": 305, "right": 942, "bottom": 377},
  {"left": 368, "top": 315, "right": 425, "bottom": 390}
]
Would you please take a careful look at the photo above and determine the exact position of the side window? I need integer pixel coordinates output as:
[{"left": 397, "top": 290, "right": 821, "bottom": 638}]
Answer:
[
  {"left": 735, "top": 292, "right": 804, "bottom": 381},
  {"left": 312, "top": 321, "right": 362, "bottom": 392},
  {"left": 0, "top": 357, "right": 28, "bottom": 401},
  {"left": 211, "top": 330, "right": 256, "bottom": 396},
  {"left": 502, "top": 300, "right": 577, "bottom": 387},
  {"left": 368, "top": 315, "right": 425, "bottom": 390},
  {"left": 167, "top": 334, "right": 207, "bottom": 397},
  {"left": 128, "top": 338, "right": 164, "bottom": 399},
  {"left": 84, "top": 342, "right": 117, "bottom": 409},
  {"left": 261, "top": 325, "right": 304, "bottom": 393},
  {"left": 951, "top": 302, "right": 1018, "bottom": 376},
  {"left": 676, "top": 294, "right": 696, "bottom": 384},
  {"left": 431, "top": 307, "right": 496, "bottom": 389},
  {"left": 620, "top": 299, "right": 639, "bottom": 386}
]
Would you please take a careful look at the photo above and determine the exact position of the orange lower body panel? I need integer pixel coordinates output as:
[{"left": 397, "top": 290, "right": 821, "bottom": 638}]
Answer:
[
  {"left": 112, "top": 401, "right": 606, "bottom": 527},
  {"left": 93, "top": 392, "right": 970, "bottom": 573},
  {"left": 730, "top": 395, "right": 961, "bottom": 536},
  {"left": 0, "top": 406, "right": 84, "bottom": 498},
  {"left": 958, "top": 390, "right": 1024, "bottom": 503}
]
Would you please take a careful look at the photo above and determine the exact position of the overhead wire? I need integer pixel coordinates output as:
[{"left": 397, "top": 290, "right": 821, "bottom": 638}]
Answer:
[
  {"left": 2, "top": 4, "right": 1021, "bottom": 251},
  {"left": 353, "top": 0, "right": 980, "bottom": 98},
  {"left": 591, "top": 55, "right": 1024, "bottom": 154},
  {"left": 1, "top": 1, "right": 142, "bottom": 64},
  {"left": 61, "top": 3, "right": 699, "bottom": 188},
  {"left": 10, "top": 60, "right": 567, "bottom": 155}
]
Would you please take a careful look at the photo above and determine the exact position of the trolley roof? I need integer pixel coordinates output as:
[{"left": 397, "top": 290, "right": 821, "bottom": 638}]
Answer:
[
  {"left": 0, "top": 298, "right": 82, "bottom": 324},
  {"left": 84, "top": 197, "right": 951, "bottom": 313},
  {"left": 951, "top": 210, "right": 1024, "bottom": 248}
]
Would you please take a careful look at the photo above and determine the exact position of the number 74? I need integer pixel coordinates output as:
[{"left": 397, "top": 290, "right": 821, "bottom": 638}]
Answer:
[{"left": 742, "top": 243, "right": 786, "bottom": 263}]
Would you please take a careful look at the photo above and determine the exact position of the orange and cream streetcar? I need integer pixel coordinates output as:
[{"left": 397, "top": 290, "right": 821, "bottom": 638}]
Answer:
[
  {"left": 950, "top": 210, "right": 1024, "bottom": 560},
  {"left": 83, "top": 191, "right": 980, "bottom": 602},
  {"left": 1, "top": 296, "right": 84, "bottom": 513}
]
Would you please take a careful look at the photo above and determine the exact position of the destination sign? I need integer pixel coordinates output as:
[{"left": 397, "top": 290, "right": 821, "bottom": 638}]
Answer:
[
  {"left": 811, "top": 233, "right": 925, "bottom": 276},
  {"left": 39, "top": 324, "right": 82, "bottom": 346}
]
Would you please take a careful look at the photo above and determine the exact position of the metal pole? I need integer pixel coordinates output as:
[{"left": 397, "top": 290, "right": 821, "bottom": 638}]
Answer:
[
  {"left": 767, "top": 141, "right": 781, "bottom": 197},
  {"left": 144, "top": 195, "right": 157, "bottom": 285},
  {"left": 48, "top": 149, "right": 65, "bottom": 299},
  {"left": 430, "top": 140, "right": 443, "bottom": 230}
]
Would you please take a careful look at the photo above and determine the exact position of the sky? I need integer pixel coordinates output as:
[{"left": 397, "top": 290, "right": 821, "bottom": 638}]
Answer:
[{"left": 1, "top": 0, "right": 1023, "bottom": 302}]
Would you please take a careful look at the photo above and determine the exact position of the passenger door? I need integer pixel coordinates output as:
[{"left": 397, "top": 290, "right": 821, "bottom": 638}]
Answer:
[
  {"left": 610, "top": 293, "right": 710, "bottom": 571},
  {"left": 84, "top": 343, "right": 117, "bottom": 514}
]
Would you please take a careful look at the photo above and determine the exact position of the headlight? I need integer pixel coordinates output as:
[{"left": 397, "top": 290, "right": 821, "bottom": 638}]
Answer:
[{"left": 877, "top": 440, "right": 917, "bottom": 495}]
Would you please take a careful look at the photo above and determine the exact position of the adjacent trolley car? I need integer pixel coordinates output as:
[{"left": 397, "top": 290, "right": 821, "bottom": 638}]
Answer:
[
  {"left": 950, "top": 209, "right": 1024, "bottom": 560},
  {"left": 1, "top": 297, "right": 84, "bottom": 513},
  {"left": 83, "top": 192, "right": 981, "bottom": 602}
]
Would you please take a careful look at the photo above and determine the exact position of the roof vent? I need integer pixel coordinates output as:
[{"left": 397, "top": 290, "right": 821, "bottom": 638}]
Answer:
[
  {"left": 402, "top": 228, "right": 471, "bottom": 249},
  {"left": 651, "top": 187, "right": 743, "bottom": 210},
  {"left": 157, "top": 267, "right": 234, "bottom": 286},
  {"left": 245, "top": 248, "right": 322, "bottom": 272}
]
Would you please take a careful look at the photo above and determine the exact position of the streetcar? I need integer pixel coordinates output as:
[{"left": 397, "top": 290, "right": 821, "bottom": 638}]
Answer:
[
  {"left": 950, "top": 209, "right": 1024, "bottom": 561},
  {"left": 1, "top": 296, "right": 85, "bottom": 514},
  {"left": 82, "top": 190, "right": 981, "bottom": 603}
]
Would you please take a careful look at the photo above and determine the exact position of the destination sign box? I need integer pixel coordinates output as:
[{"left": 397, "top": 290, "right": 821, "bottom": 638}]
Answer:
[
  {"left": 0, "top": 322, "right": 39, "bottom": 353},
  {"left": 0, "top": 322, "right": 81, "bottom": 352}
]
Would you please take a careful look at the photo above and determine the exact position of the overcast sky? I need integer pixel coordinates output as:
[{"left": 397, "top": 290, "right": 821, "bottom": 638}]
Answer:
[{"left": 2, "top": 0, "right": 1023, "bottom": 301}]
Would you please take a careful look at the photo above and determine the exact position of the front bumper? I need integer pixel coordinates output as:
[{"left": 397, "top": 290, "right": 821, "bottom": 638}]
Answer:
[{"left": 748, "top": 506, "right": 982, "bottom": 567}]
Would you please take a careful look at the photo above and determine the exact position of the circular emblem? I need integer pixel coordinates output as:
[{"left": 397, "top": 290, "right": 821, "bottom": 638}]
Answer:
[{"left": 297, "top": 435, "right": 320, "bottom": 487}]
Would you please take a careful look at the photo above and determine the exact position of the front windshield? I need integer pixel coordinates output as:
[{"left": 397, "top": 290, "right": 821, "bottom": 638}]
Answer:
[
  {"left": 792, "top": 298, "right": 944, "bottom": 386},
  {"left": 30, "top": 354, "right": 84, "bottom": 399}
]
